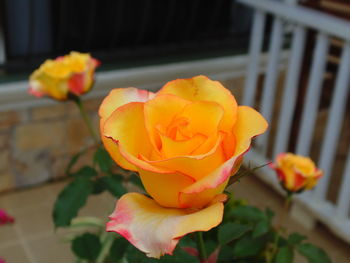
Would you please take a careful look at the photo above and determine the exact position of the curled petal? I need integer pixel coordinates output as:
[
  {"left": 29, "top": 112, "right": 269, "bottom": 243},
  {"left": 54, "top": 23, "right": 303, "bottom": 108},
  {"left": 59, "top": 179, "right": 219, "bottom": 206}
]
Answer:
[
  {"left": 103, "top": 102, "right": 171, "bottom": 174},
  {"left": 138, "top": 169, "right": 194, "bottom": 208},
  {"left": 158, "top": 75, "right": 238, "bottom": 133},
  {"left": 233, "top": 106, "right": 268, "bottom": 156},
  {"left": 106, "top": 193, "right": 224, "bottom": 258},
  {"left": 99, "top": 88, "right": 155, "bottom": 170}
]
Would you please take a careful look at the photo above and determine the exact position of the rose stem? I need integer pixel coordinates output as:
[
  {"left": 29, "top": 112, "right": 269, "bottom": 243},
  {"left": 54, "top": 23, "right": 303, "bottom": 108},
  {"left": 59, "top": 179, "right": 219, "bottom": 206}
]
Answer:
[
  {"left": 74, "top": 96, "right": 99, "bottom": 144},
  {"left": 196, "top": 232, "right": 208, "bottom": 262}
]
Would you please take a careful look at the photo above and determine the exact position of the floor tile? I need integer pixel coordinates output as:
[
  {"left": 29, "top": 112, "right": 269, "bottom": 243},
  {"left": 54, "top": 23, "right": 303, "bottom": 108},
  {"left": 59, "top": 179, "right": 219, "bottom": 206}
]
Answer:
[{"left": 0, "top": 243, "right": 31, "bottom": 263}]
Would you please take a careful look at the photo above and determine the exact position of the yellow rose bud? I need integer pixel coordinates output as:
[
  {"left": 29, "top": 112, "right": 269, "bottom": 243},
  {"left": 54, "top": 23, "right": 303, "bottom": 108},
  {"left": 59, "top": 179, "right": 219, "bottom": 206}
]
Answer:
[
  {"left": 100, "top": 76, "right": 268, "bottom": 258},
  {"left": 29, "top": 51, "right": 100, "bottom": 100},
  {"left": 271, "top": 153, "right": 323, "bottom": 193}
]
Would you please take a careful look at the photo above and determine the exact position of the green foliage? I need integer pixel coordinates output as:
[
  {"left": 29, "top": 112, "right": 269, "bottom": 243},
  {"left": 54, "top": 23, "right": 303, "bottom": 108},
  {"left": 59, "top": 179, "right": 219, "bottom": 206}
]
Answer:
[
  {"left": 65, "top": 148, "right": 87, "bottom": 175},
  {"left": 129, "top": 173, "right": 145, "bottom": 190},
  {"left": 287, "top": 233, "right": 307, "bottom": 245},
  {"left": 275, "top": 246, "right": 294, "bottom": 263},
  {"left": 229, "top": 205, "right": 267, "bottom": 223},
  {"left": 218, "top": 223, "right": 251, "bottom": 245},
  {"left": 297, "top": 243, "right": 331, "bottom": 263},
  {"left": 109, "top": 237, "right": 130, "bottom": 262},
  {"left": 98, "top": 174, "right": 127, "bottom": 197},
  {"left": 72, "top": 233, "right": 102, "bottom": 260},
  {"left": 233, "top": 234, "right": 268, "bottom": 258},
  {"left": 53, "top": 177, "right": 93, "bottom": 227},
  {"left": 71, "top": 166, "right": 98, "bottom": 178},
  {"left": 94, "top": 147, "right": 114, "bottom": 173}
]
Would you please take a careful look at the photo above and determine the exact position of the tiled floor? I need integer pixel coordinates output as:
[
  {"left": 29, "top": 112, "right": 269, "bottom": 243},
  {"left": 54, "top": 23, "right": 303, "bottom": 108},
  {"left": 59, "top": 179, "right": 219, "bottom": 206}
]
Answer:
[
  {"left": 0, "top": 177, "right": 349, "bottom": 263},
  {"left": 0, "top": 180, "right": 115, "bottom": 263}
]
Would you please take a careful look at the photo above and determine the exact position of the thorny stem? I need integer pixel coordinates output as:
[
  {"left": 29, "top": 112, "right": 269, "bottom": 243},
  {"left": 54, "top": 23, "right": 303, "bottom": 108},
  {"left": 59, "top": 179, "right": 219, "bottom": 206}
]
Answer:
[
  {"left": 74, "top": 96, "right": 99, "bottom": 144},
  {"left": 196, "top": 232, "right": 208, "bottom": 263}
]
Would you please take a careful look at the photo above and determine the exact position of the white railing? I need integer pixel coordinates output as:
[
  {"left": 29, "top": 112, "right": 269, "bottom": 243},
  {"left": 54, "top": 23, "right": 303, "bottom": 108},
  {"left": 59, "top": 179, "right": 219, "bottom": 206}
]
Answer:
[{"left": 239, "top": 0, "right": 350, "bottom": 243}]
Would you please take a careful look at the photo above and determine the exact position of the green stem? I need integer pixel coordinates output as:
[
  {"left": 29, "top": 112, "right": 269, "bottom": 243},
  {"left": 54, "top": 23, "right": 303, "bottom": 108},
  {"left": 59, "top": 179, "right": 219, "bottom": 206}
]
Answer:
[
  {"left": 74, "top": 97, "right": 99, "bottom": 144},
  {"left": 269, "top": 194, "right": 294, "bottom": 262},
  {"left": 196, "top": 232, "right": 207, "bottom": 262}
]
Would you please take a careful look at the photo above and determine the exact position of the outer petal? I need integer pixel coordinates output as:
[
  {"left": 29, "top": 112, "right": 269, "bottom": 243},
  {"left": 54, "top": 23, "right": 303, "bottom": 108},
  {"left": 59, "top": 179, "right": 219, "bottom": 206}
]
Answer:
[
  {"left": 106, "top": 193, "right": 224, "bottom": 258},
  {"left": 138, "top": 169, "right": 194, "bottom": 208},
  {"left": 158, "top": 75, "right": 237, "bottom": 133},
  {"left": 103, "top": 102, "right": 171, "bottom": 174},
  {"left": 99, "top": 88, "right": 155, "bottom": 171},
  {"left": 233, "top": 106, "right": 268, "bottom": 156},
  {"left": 141, "top": 134, "right": 226, "bottom": 181}
]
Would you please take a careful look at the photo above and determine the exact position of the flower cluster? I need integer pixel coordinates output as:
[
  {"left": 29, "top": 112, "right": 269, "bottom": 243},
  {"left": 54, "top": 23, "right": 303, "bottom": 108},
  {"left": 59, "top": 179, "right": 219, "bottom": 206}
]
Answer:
[
  {"left": 99, "top": 75, "right": 268, "bottom": 258},
  {"left": 270, "top": 153, "right": 323, "bottom": 193},
  {"left": 29, "top": 51, "right": 100, "bottom": 100}
]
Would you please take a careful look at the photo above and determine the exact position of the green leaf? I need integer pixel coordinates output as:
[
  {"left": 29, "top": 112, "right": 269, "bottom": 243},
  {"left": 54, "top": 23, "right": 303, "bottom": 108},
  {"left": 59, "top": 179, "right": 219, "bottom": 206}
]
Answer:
[
  {"left": 275, "top": 246, "right": 294, "bottom": 263},
  {"left": 72, "top": 233, "right": 101, "bottom": 260},
  {"left": 65, "top": 149, "right": 87, "bottom": 175},
  {"left": 53, "top": 177, "right": 93, "bottom": 227},
  {"left": 218, "top": 223, "right": 252, "bottom": 245},
  {"left": 109, "top": 237, "right": 130, "bottom": 262},
  {"left": 92, "top": 178, "right": 106, "bottom": 195},
  {"left": 288, "top": 233, "right": 307, "bottom": 245},
  {"left": 129, "top": 173, "right": 145, "bottom": 190},
  {"left": 71, "top": 166, "right": 97, "bottom": 178},
  {"left": 297, "top": 243, "right": 331, "bottom": 263},
  {"left": 252, "top": 220, "right": 270, "bottom": 238},
  {"left": 265, "top": 207, "right": 275, "bottom": 221},
  {"left": 94, "top": 147, "right": 113, "bottom": 173},
  {"left": 233, "top": 235, "right": 267, "bottom": 258},
  {"left": 229, "top": 205, "right": 266, "bottom": 223},
  {"left": 99, "top": 175, "right": 127, "bottom": 197}
]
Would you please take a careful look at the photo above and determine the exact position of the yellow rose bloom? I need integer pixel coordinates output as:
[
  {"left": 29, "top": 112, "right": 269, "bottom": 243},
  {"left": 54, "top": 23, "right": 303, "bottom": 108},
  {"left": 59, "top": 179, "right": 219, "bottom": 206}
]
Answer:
[
  {"left": 100, "top": 76, "right": 268, "bottom": 258},
  {"left": 271, "top": 153, "right": 323, "bottom": 192},
  {"left": 29, "top": 51, "right": 100, "bottom": 100}
]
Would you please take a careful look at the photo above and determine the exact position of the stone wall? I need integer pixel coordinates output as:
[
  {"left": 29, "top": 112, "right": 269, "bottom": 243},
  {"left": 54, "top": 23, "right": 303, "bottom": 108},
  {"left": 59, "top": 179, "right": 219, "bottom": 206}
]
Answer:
[
  {"left": 0, "top": 76, "right": 245, "bottom": 193},
  {"left": 0, "top": 97, "right": 103, "bottom": 193}
]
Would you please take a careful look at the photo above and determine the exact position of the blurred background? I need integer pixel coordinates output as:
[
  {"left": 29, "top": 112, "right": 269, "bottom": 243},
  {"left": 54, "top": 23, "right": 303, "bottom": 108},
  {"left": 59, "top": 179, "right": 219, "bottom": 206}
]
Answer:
[{"left": 0, "top": 0, "right": 350, "bottom": 262}]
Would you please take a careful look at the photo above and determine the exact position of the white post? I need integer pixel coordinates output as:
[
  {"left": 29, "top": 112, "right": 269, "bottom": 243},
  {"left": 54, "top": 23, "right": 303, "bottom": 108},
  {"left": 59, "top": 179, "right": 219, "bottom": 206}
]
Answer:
[
  {"left": 243, "top": 10, "right": 266, "bottom": 106},
  {"left": 256, "top": 17, "right": 284, "bottom": 153},
  {"left": 337, "top": 147, "right": 350, "bottom": 219},
  {"left": 316, "top": 43, "right": 350, "bottom": 201},
  {"left": 296, "top": 33, "right": 329, "bottom": 156},
  {"left": 273, "top": 25, "right": 306, "bottom": 156}
]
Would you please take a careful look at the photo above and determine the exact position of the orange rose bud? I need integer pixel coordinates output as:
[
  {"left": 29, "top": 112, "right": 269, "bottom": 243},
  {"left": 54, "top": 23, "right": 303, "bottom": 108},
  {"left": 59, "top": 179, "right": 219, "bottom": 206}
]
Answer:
[
  {"left": 29, "top": 51, "right": 100, "bottom": 100},
  {"left": 100, "top": 76, "right": 268, "bottom": 258},
  {"left": 271, "top": 153, "right": 323, "bottom": 193}
]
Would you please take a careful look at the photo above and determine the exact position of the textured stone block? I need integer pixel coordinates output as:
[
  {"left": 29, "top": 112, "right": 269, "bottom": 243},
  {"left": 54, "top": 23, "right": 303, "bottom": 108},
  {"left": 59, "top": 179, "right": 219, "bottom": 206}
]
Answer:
[
  {"left": 0, "top": 111, "right": 20, "bottom": 129},
  {"left": 15, "top": 121, "right": 66, "bottom": 151},
  {"left": 31, "top": 104, "right": 67, "bottom": 121}
]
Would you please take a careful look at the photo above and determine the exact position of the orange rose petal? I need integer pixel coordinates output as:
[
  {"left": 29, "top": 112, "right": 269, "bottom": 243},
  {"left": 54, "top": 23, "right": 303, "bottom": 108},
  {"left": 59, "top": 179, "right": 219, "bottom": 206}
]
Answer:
[
  {"left": 138, "top": 169, "right": 194, "bottom": 207},
  {"left": 103, "top": 102, "right": 172, "bottom": 174},
  {"left": 159, "top": 133, "right": 207, "bottom": 159},
  {"left": 99, "top": 87, "right": 155, "bottom": 121},
  {"left": 179, "top": 182, "right": 229, "bottom": 208},
  {"left": 158, "top": 75, "right": 237, "bottom": 132},
  {"left": 178, "top": 101, "right": 224, "bottom": 137},
  {"left": 233, "top": 106, "right": 268, "bottom": 156},
  {"left": 143, "top": 134, "right": 225, "bottom": 180},
  {"left": 106, "top": 193, "right": 224, "bottom": 258},
  {"left": 144, "top": 94, "right": 191, "bottom": 151},
  {"left": 99, "top": 88, "right": 155, "bottom": 170}
]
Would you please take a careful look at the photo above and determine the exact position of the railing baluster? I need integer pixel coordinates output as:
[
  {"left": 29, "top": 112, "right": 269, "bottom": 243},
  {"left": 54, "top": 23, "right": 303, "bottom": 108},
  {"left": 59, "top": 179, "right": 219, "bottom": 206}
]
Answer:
[
  {"left": 296, "top": 33, "right": 329, "bottom": 156},
  {"left": 243, "top": 10, "right": 266, "bottom": 106},
  {"left": 256, "top": 17, "right": 284, "bottom": 153},
  {"left": 337, "top": 147, "right": 350, "bottom": 219},
  {"left": 315, "top": 43, "right": 350, "bottom": 200},
  {"left": 273, "top": 25, "right": 306, "bottom": 157}
]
